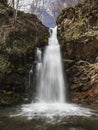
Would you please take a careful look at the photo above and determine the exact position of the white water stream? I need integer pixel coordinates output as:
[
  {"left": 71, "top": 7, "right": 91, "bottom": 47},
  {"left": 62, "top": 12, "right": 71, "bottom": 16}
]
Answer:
[{"left": 37, "top": 26, "right": 65, "bottom": 103}]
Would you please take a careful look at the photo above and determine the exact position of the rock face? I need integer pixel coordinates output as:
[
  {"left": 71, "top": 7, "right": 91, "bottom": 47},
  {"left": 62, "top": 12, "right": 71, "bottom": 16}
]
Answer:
[
  {"left": 0, "top": 2, "right": 48, "bottom": 106},
  {"left": 57, "top": 0, "right": 98, "bottom": 62},
  {"left": 67, "top": 60, "right": 98, "bottom": 104},
  {"left": 57, "top": 0, "right": 98, "bottom": 104}
]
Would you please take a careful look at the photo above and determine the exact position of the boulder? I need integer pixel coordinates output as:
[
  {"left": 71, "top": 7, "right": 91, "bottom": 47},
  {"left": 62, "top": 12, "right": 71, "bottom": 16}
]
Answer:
[
  {"left": 57, "top": 0, "right": 98, "bottom": 62},
  {"left": 57, "top": 0, "right": 98, "bottom": 104},
  {"left": 0, "top": 3, "right": 49, "bottom": 106}
]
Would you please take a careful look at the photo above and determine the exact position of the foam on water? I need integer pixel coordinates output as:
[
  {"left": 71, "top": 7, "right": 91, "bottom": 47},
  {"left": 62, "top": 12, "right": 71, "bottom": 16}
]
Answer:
[{"left": 11, "top": 103, "right": 92, "bottom": 122}]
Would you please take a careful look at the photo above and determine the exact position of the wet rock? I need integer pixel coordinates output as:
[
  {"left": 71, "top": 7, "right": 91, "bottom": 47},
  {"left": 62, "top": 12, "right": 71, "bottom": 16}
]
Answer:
[
  {"left": 57, "top": 0, "right": 98, "bottom": 62},
  {"left": 0, "top": 2, "right": 49, "bottom": 106},
  {"left": 66, "top": 60, "right": 98, "bottom": 104},
  {"left": 57, "top": 0, "right": 98, "bottom": 104}
]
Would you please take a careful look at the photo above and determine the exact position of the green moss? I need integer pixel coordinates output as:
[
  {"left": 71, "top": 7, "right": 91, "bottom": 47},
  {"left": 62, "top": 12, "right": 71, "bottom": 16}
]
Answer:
[
  {"left": 63, "top": 18, "right": 87, "bottom": 42},
  {"left": 63, "top": 59, "right": 74, "bottom": 63},
  {"left": 43, "top": 37, "right": 48, "bottom": 43},
  {"left": 17, "top": 67, "right": 24, "bottom": 72},
  {"left": 3, "top": 90, "right": 13, "bottom": 95},
  {"left": 0, "top": 91, "right": 22, "bottom": 106}
]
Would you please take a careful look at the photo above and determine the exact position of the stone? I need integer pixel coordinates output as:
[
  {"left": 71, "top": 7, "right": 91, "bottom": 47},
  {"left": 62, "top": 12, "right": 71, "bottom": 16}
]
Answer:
[
  {"left": 0, "top": 2, "right": 49, "bottom": 106},
  {"left": 57, "top": 0, "right": 98, "bottom": 104},
  {"left": 57, "top": 0, "right": 98, "bottom": 62}
]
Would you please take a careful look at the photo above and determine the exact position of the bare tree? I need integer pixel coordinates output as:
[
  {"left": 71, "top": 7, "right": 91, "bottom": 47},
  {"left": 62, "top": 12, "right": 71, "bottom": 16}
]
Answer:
[
  {"left": 14, "top": 0, "right": 20, "bottom": 23},
  {"left": 31, "top": 0, "right": 39, "bottom": 13},
  {"left": 8, "top": 0, "right": 15, "bottom": 8},
  {"left": 31, "top": 0, "right": 45, "bottom": 14},
  {"left": 8, "top": 0, "right": 23, "bottom": 24},
  {"left": 61, "top": 0, "right": 79, "bottom": 7}
]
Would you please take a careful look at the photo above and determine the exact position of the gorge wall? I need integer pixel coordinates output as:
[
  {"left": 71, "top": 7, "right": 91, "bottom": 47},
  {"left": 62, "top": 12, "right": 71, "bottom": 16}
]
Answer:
[
  {"left": 0, "top": 1, "right": 48, "bottom": 106},
  {"left": 57, "top": 0, "right": 98, "bottom": 104}
]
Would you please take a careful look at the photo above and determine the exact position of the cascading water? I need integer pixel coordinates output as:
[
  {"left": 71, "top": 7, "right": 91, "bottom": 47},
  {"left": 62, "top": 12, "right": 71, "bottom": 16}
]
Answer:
[
  {"left": 36, "top": 48, "right": 42, "bottom": 90},
  {"left": 16, "top": 26, "right": 91, "bottom": 120},
  {"left": 37, "top": 26, "right": 65, "bottom": 103}
]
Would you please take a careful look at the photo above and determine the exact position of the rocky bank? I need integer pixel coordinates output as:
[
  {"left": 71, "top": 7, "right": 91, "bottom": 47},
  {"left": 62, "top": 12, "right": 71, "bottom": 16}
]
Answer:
[
  {"left": 57, "top": 0, "right": 98, "bottom": 104},
  {"left": 0, "top": 1, "right": 48, "bottom": 106}
]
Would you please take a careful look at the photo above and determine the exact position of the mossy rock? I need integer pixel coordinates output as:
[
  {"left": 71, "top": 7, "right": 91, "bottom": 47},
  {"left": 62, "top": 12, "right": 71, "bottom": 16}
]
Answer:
[
  {"left": 0, "top": 2, "right": 48, "bottom": 106},
  {"left": 57, "top": 0, "right": 98, "bottom": 62},
  {"left": 0, "top": 90, "right": 22, "bottom": 106}
]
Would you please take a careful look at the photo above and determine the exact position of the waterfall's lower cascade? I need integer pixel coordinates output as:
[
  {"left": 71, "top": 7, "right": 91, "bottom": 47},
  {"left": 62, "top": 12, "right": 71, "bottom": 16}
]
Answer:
[
  {"left": 37, "top": 26, "right": 65, "bottom": 103},
  {"left": 17, "top": 26, "right": 92, "bottom": 121}
]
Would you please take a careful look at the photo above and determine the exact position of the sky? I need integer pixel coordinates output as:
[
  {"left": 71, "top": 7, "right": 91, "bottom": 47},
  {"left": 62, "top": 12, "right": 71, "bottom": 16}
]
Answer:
[
  {"left": 14, "top": 0, "right": 78, "bottom": 27},
  {"left": 18, "top": 0, "right": 66, "bottom": 27}
]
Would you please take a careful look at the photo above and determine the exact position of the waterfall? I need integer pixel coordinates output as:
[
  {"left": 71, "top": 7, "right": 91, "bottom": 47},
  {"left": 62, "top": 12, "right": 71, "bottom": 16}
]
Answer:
[
  {"left": 18, "top": 26, "right": 91, "bottom": 120},
  {"left": 36, "top": 26, "right": 66, "bottom": 103}
]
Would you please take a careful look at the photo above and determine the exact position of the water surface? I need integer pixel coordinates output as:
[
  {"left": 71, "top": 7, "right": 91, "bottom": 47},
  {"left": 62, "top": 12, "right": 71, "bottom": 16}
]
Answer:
[{"left": 0, "top": 103, "right": 98, "bottom": 130}]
